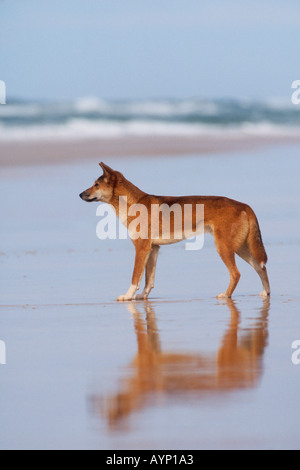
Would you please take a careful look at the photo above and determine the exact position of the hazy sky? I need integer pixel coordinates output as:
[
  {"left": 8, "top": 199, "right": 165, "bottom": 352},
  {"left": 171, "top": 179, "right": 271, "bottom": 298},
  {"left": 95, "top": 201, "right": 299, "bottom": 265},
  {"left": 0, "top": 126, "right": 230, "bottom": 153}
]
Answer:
[{"left": 1, "top": 0, "right": 299, "bottom": 100}]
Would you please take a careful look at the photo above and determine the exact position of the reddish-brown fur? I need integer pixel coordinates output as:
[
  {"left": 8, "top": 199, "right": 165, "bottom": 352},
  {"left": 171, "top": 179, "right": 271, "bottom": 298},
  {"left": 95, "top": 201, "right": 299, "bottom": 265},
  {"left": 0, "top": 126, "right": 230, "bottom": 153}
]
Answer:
[
  {"left": 80, "top": 162, "right": 270, "bottom": 300},
  {"left": 91, "top": 300, "right": 270, "bottom": 427}
]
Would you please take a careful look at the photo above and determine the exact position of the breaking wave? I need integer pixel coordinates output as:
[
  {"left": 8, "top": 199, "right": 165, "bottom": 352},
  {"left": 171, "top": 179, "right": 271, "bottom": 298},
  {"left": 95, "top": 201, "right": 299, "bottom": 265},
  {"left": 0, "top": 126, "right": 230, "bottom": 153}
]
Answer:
[{"left": 0, "top": 97, "right": 299, "bottom": 142}]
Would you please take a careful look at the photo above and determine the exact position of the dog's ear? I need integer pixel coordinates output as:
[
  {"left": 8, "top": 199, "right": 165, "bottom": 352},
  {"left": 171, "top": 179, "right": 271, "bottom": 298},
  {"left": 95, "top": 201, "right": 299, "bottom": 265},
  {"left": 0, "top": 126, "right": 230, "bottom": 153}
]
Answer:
[{"left": 99, "top": 162, "right": 115, "bottom": 175}]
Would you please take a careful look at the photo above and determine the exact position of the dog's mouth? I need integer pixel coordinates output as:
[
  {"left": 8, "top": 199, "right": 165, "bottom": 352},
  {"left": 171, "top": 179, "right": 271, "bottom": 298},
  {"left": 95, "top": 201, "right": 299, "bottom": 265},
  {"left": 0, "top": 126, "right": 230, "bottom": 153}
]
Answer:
[
  {"left": 80, "top": 192, "right": 99, "bottom": 202},
  {"left": 87, "top": 197, "right": 98, "bottom": 202}
]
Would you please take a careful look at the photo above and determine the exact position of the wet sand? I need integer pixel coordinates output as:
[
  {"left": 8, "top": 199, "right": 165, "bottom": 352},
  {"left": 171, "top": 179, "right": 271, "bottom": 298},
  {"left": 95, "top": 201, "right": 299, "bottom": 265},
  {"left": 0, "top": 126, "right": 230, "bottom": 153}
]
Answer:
[
  {"left": 0, "top": 145, "right": 300, "bottom": 449},
  {"left": 1, "top": 134, "right": 300, "bottom": 167}
]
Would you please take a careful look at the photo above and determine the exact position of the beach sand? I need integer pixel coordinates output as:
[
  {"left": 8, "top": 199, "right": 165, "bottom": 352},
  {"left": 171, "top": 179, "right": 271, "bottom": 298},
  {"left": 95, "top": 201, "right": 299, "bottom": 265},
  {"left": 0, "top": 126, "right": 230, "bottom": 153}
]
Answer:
[
  {"left": 1, "top": 134, "right": 300, "bottom": 167},
  {"left": 0, "top": 139, "right": 300, "bottom": 449}
]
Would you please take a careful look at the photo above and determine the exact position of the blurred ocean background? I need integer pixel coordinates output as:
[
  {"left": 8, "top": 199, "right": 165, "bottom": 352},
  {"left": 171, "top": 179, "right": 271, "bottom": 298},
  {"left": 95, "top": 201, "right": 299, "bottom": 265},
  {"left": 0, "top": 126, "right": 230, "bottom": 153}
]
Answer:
[{"left": 1, "top": 97, "right": 300, "bottom": 142}]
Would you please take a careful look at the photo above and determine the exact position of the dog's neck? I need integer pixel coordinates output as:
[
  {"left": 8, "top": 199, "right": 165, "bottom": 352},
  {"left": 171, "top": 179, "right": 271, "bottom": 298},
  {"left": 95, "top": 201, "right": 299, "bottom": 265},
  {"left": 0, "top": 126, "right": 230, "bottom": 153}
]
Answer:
[{"left": 110, "top": 176, "right": 147, "bottom": 225}]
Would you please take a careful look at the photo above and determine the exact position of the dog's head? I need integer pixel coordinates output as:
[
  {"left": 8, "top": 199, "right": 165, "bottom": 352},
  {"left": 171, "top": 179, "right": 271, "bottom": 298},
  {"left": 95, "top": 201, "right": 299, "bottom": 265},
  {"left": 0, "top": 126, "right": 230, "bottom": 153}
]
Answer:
[{"left": 79, "top": 162, "right": 117, "bottom": 203}]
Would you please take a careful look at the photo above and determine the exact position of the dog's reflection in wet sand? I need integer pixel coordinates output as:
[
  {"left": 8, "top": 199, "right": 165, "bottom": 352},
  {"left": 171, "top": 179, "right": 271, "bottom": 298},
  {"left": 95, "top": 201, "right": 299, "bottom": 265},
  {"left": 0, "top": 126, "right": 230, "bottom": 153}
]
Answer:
[{"left": 91, "top": 299, "right": 270, "bottom": 429}]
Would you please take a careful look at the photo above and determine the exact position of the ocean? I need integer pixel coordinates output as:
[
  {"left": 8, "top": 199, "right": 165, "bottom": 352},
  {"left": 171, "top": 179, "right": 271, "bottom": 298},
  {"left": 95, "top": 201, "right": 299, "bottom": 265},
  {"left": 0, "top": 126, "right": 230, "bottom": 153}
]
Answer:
[{"left": 0, "top": 97, "right": 299, "bottom": 142}]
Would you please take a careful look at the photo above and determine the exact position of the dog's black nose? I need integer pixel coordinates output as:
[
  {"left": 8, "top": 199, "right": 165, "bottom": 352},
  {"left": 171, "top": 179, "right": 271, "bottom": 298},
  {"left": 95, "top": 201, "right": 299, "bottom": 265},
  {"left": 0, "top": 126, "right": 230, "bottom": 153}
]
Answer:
[{"left": 79, "top": 192, "right": 84, "bottom": 199}]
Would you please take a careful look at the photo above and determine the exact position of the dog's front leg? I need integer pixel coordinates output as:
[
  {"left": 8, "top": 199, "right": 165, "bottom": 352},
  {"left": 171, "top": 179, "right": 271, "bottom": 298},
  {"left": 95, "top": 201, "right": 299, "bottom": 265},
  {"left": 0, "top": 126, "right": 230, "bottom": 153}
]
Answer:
[
  {"left": 135, "top": 245, "right": 160, "bottom": 300},
  {"left": 117, "top": 241, "right": 151, "bottom": 302}
]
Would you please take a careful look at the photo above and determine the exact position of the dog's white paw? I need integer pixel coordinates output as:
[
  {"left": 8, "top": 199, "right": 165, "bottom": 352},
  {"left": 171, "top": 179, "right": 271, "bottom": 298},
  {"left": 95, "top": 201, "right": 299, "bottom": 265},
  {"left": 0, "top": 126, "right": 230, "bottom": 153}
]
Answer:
[
  {"left": 116, "top": 294, "right": 132, "bottom": 302},
  {"left": 217, "top": 292, "right": 231, "bottom": 299},
  {"left": 259, "top": 290, "right": 270, "bottom": 298}
]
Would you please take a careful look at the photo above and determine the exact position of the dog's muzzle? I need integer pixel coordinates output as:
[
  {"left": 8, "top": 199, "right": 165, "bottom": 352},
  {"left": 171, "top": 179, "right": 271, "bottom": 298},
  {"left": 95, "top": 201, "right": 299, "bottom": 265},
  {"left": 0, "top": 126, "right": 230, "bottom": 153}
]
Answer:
[{"left": 79, "top": 192, "right": 98, "bottom": 202}]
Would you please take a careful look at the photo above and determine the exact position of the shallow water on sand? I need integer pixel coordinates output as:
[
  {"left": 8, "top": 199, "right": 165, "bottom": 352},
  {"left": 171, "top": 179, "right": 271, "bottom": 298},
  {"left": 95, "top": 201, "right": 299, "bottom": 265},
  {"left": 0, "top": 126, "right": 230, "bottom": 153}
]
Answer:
[{"left": 0, "top": 146, "right": 300, "bottom": 449}]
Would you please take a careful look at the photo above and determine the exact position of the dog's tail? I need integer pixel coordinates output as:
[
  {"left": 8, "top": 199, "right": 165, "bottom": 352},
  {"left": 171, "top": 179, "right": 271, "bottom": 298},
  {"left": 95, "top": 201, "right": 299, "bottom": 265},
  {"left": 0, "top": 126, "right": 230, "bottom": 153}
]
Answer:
[{"left": 246, "top": 207, "right": 268, "bottom": 268}]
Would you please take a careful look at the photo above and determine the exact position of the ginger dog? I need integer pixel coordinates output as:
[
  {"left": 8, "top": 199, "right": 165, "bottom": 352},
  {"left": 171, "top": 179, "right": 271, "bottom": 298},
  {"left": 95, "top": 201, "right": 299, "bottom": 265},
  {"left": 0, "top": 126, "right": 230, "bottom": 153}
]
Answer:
[{"left": 80, "top": 162, "right": 270, "bottom": 300}]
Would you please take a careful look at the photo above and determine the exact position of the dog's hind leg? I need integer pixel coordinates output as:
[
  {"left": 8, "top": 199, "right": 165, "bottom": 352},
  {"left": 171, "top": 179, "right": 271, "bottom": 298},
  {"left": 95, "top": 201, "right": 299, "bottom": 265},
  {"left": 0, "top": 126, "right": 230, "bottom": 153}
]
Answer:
[
  {"left": 237, "top": 243, "right": 270, "bottom": 297},
  {"left": 135, "top": 245, "right": 160, "bottom": 300},
  {"left": 215, "top": 236, "right": 241, "bottom": 299},
  {"left": 117, "top": 240, "right": 152, "bottom": 302},
  {"left": 258, "top": 266, "right": 271, "bottom": 297}
]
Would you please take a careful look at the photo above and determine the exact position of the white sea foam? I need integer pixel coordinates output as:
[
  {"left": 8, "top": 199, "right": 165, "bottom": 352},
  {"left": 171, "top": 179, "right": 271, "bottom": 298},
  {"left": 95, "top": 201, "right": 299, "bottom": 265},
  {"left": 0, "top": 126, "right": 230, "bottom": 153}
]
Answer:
[
  {"left": 0, "top": 97, "right": 299, "bottom": 142},
  {"left": 0, "top": 119, "right": 299, "bottom": 142},
  {"left": 72, "top": 97, "right": 223, "bottom": 117},
  {"left": 0, "top": 119, "right": 201, "bottom": 141},
  {"left": 73, "top": 97, "right": 109, "bottom": 113}
]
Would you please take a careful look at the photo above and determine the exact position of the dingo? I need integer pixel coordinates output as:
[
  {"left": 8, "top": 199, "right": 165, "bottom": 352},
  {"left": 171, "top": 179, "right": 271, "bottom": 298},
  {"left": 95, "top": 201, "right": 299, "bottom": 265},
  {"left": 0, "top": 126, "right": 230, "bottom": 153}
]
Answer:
[{"left": 80, "top": 162, "right": 270, "bottom": 301}]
